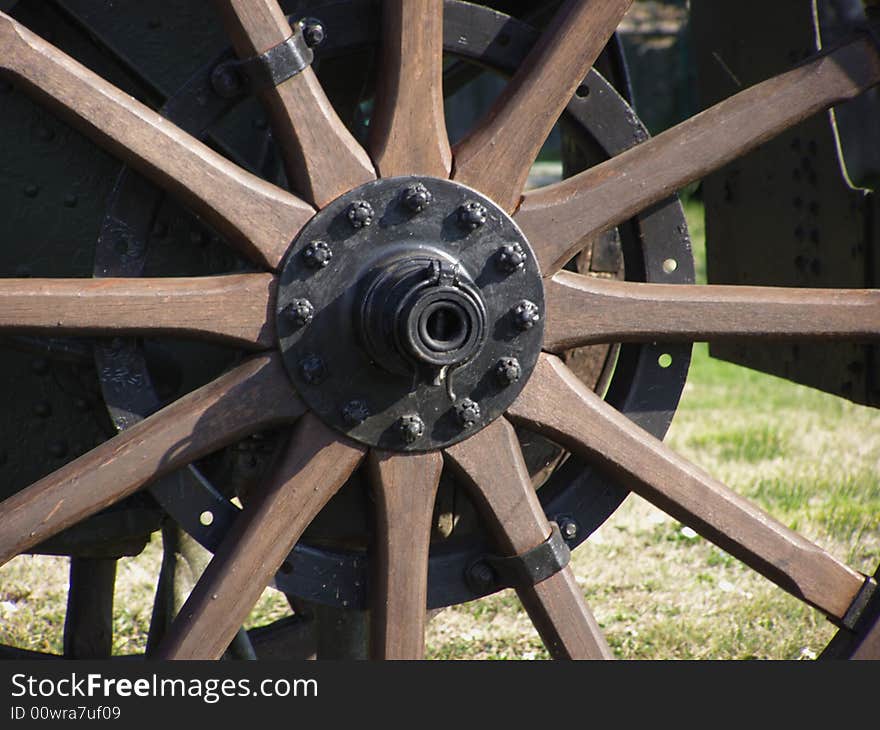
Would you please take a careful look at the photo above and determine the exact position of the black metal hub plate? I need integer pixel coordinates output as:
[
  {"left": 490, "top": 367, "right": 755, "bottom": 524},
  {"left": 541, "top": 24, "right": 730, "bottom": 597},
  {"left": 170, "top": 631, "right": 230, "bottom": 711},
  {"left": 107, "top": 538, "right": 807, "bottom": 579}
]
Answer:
[{"left": 276, "top": 176, "right": 544, "bottom": 451}]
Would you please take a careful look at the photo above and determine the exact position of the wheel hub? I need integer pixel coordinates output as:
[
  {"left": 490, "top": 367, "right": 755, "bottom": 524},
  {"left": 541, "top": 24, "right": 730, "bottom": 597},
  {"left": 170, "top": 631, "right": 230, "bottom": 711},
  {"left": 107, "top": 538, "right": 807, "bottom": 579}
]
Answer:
[{"left": 276, "top": 176, "right": 545, "bottom": 451}]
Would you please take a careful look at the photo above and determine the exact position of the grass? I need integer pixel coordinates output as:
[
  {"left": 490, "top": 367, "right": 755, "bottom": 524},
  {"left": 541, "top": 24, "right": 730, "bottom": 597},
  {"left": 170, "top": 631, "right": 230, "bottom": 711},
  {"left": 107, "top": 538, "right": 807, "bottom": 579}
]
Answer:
[{"left": 1, "top": 198, "right": 878, "bottom": 660}]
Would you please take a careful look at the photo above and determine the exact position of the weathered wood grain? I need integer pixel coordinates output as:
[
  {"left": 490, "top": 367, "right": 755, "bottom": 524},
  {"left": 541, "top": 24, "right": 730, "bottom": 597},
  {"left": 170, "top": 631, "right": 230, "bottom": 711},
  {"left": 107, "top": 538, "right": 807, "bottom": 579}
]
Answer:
[
  {"left": 214, "top": 0, "right": 375, "bottom": 207},
  {"left": 453, "top": 0, "right": 632, "bottom": 211},
  {"left": 0, "top": 354, "right": 303, "bottom": 566},
  {"left": 0, "top": 274, "right": 277, "bottom": 349},
  {"left": 507, "top": 354, "right": 866, "bottom": 620},
  {"left": 367, "top": 450, "right": 443, "bottom": 659},
  {"left": 544, "top": 271, "right": 880, "bottom": 351},
  {"left": 369, "top": 0, "right": 451, "bottom": 178},
  {"left": 445, "top": 418, "right": 612, "bottom": 659},
  {"left": 157, "top": 414, "right": 365, "bottom": 660},
  {"left": 516, "top": 35, "right": 880, "bottom": 274}
]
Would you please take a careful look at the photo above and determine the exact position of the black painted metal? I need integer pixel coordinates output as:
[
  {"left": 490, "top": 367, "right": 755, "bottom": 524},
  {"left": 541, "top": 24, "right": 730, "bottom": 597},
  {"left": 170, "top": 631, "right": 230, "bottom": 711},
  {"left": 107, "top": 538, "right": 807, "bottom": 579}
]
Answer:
[{"left": 276, "top": 177, "right": 544, "bottom": 451}]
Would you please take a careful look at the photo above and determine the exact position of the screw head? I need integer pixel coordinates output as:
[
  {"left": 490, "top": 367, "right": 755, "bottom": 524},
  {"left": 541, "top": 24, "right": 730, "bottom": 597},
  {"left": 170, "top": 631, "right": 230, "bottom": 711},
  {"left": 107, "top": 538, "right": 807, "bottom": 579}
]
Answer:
[
  {"left": 347, "top": 200, "right": 374, "bottom": 229},
  {"left": 301, "top": 17, "right": 326, "bottom": 47},
  {"left": 402, "top": 183, "right": 433, "bottom": 213},
  {"left": 302, "top": 240, "right": 333, "bottom": 269},
  {"left": 513, "top": 300, "right": 540, "bottom": 331},
  {"left": 495, "top": 357, "right": 522, "bottom": 386},
  {"left": 398, "top": 414, "right": 425, "bottom": 444},
  {"left": 458, "top": 201, "right": 487, "bottom": 231},
  {"left": 283, "top": 298, "right": 314, "bottom": 328},
  {"left": 342, "top": 399, "right": 370, "bottom": 426},
  {"left": 497, "top": 242, "right": 527, "bottom": 273},
  {"left": 299, "top": 354, "right": 326, "bottom": 385},
  {"left": 558, "top": 518, "right": 579, "bottom": 541},
  {"left": 455, "top": 398, "right": 481, "bottom": 429}
]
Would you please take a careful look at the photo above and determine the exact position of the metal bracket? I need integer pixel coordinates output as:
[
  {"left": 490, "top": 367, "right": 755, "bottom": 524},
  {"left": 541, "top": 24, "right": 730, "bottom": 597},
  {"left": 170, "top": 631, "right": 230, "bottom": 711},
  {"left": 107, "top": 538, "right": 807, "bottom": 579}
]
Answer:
[
  {"left": 467, "top": 523, "right": 571, "bottom": 593},
  {"left": 211, "top": 19, "right": 313, "bottom": 98},
  {"left": 840, "top": 572, "right": 879, "bottom": 631}
]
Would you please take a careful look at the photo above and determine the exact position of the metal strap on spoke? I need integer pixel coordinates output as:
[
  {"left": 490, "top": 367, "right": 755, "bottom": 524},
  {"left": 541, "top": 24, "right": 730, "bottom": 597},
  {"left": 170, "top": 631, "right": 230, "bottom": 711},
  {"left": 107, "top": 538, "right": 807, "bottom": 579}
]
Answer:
[
  {"left": 840, "top": 571, "right": 879, "bottom": 632},
  {"left": 211, "top": 18, "right": 313, "bottom": 97},
  {"left": 468, "top": 523, "right": 571, "bottom": 592}
]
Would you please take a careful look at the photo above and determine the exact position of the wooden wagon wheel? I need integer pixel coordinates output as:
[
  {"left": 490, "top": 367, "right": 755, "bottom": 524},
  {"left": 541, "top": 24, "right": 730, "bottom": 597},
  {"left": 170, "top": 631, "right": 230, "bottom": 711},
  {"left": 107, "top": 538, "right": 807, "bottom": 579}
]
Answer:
[{"left": 0, "top": 0, "right": 879, "bottom": 660}]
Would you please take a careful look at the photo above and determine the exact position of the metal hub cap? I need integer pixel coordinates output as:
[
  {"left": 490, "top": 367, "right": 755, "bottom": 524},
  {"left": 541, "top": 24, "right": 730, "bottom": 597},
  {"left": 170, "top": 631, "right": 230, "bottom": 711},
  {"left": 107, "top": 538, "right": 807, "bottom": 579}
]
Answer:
[{"left": 276, "top": 176, "right": 544, "bottom": 451}]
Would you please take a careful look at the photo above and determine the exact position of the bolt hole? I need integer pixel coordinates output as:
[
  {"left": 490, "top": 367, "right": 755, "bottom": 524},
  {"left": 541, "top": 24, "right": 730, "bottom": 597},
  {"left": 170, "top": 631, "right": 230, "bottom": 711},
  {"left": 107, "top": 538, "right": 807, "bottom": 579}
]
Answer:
[
  {"left": 662, "top": 258, "right": 678, "bottom": 274},
  {"left": 199, "top": 510, "right": 214, "bottom": 526},
  {"left": 575, "top": 84, "right": 590, "bottom": 98},
  {"left": 658, "top": 353, "right": 673, "bottom": 369}
]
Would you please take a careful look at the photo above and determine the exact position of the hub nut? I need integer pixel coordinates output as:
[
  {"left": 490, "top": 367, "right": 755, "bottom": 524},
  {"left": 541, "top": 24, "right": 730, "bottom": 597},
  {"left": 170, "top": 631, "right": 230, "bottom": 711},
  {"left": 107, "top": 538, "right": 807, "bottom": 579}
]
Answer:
[
  {"left": 497, "top": 242, "right": 527, "bottom": 273},
  {"left": 402, "top": 183, "right": 432, "bottom": 213},
  {"left": 342, "top": 399, "right": 370, "bottom": 426},
  {"left": 495, "top": 357, "right": 522, "bottom": 386},
  {"left": 283, "top": 298, "right": 314, "bottom": 328},
  {"left": 299, "top": 354, "right": 326, "bottom": 385},
  {"left": 397, "top": 414, "right": 425, "bottom": 444},
  {"left": 455, "top": 398, "right": 481, "bottom": 429},
  {"left": 513, "top": 300, "right": 540, "bottom": 331},
  {"left": 301, "top": 17, "right": 326, "bottom": 48},
  {"left": 302, "top": 240, "right": 333, "bottom": 269},
  {"left": 347, "top": 200, "right": 374, "bottom": 229},
  {"left": 458, "top": 201, "right": 487, "bottom": 231}
]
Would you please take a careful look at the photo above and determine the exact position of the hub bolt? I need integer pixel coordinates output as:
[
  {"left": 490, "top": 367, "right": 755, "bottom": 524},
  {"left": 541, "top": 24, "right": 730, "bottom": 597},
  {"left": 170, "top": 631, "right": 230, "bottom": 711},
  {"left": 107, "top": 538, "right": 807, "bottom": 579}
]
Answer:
[
  {"left": 455, "top": 398, "right": 481, "bottom": 429},
  {"left": 497, "top": 242, "right": 527, "bottom": 273},
  {"left": 495, "top": 357, "right": 522, "bottom": 386},
  {"left": 397, "top": 414, "right": 425, "bottom": 444},
  {"left": 513, "top": 300, "right": 540, "bottom": 331},
  {"left": 347, "top": 200, "right": 374, "bottom": 229},
  {"left": 283, "top": 298, "right": 314, "bottom": 328},
  {"left": 342, "top": 399, "right": 370, "bottom": 426},
  {"left": 299, "top": 354, "right": 326, "bottom": 385},
  {"left": 302, "top": 240, "right": 333, "bottom": 269},
  {"left": 301, "top": 17, "right": 326, "bottom": 48},
  {"left": 402, "top": 183, "right": 432, "bottom": 213},
  {"left": 458, "top": 201, "right": 487, "bottom": 231}
]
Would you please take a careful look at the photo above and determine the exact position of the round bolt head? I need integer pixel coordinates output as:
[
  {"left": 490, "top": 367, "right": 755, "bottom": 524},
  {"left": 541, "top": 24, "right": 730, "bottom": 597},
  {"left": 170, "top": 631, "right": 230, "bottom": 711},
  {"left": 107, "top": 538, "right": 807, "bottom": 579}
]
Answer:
[
  {"left": 513, "top": 299, "right": 540, "bottom": 331},
  {"left": 455, "top": 398, "right": 481, "bottom": 429},
  {"left": 210, "top": 64, "right": 243, "bottom": 98},
  {"left": 301, "top": 17, "right": 326, "bottom": 47},
  {"left": 283, "top": 298, "right": 315, "bottom": 328},
  {"left": 397, "top": 414, "right": 425, "bottom": 444},
  {"left": 402, "top": 182, "right": 433, "bottom": 213},
  {"left": 342, "top": 399, "right": 370, "bottom": 426},
  {"left": 468, "top": 561, "right": 496, "bottom": 591},
  {"left": 458, "top": 201, "right": 487, "bottom": 231},
  {"left": 347, "top": 200, "right": 374, "bottom": 229},
  {"left": 559, "top": 518, "right": 579, "bottom": 541},
  {"left": 299, "top": 354, "right": 326, "bottom": 385},
  {"left": 497, "top": 242, "right": 527, "bottom": 273},
  {"left": 302, "top": 240, "right": 333, "bottom": 269},
  {"left": 495, "top": 357, "right": 522, "bottom": 386}
]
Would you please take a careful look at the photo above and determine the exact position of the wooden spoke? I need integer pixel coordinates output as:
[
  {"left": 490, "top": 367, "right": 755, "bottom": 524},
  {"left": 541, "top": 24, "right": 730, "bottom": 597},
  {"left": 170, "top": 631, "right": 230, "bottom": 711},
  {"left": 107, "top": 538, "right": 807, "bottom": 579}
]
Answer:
[
  {"left": 453, "top": 0, "right": 632, "bottom": 211},
  {"left": 156, "top": 414, "right": 366, "bottom": 660},
  {"left": 63, "top": 557, "right": 117, "bottom": 659},
  {"left": 369, "top": 0, "right": 451, "bottom": 178},
  {"left": 0, "top": 354, "right": 303, "bottom": 567},
  {"left": 214, "top": 0, "right": 375, "bottom": 207},
  {"left": 544, "top": 271, "right": 880, "bottom": 352},
  {"left": 367, "top": 450, "right": 443, "bottom": 660},
  {"left": 0, "top": 274, "right": 277, "bottom": 349},
  {"left": 507, "top": 355, "right": 867, "bottom": 621},
  {"left": 0, "top": 12, "right": 312, "bottom": 270},
  {"left": 445, "top": 418, "right": 612, "bottom": 659},
  {"left": 516, "top": 35, "right": 880, "bottom": 274}
]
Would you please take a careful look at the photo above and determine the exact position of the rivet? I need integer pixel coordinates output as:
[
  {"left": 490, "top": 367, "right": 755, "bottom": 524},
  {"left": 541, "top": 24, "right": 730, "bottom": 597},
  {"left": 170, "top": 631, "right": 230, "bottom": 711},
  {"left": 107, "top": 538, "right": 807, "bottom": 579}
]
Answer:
[
  {"left": 402, "top": 183, "right": 432, "bottom": 213},
  {"left": 397, "top": 414, "right": 425, "bottom": 444},
  {"left": 283, "top": 298, "right": 315, "bottom": 328},
  {"left": 495, "top": 357, "right": 522, "bottom": 386},
  {"left": 347, "top": 200, "right": 374, "bottom": 229},
  {"left": 342, "top": 399, "right": 370, "bottom": 426},
  {"left": 302, "top": 240, "right": 333, "bottom": 269},
  {"left": 301, "top": 18, "right": 326, "bottom": 48},
  {"left": 210, "top": 64, "right": 244, "bottom": 99},
  {"left": 468, "top": 561, "right": 496, "bottom": 592},
  {"left": 299, "top": 354, "right": 326, "bottom": 385},
  {"left": 457, "top": 201, "right": 487, "bottom": 231},
  {"left": 558, "top": 518, "right": 579, "bottom": 541},
  {"left": 513, "top": 300, "right": 540, "bottom": 331},
  {"left": 497, "top": 242, "right": 527, "bottom": 273},
  {"left": 455, "top": 398, "right": 481, "bottom": 429}
]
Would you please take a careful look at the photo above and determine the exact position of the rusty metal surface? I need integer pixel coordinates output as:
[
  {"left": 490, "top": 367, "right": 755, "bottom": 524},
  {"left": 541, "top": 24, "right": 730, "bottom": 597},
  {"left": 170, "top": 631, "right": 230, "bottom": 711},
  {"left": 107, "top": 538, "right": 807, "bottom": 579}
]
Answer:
[{"left": 692, "top": 0, "right": 880, "bottom": 407}]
